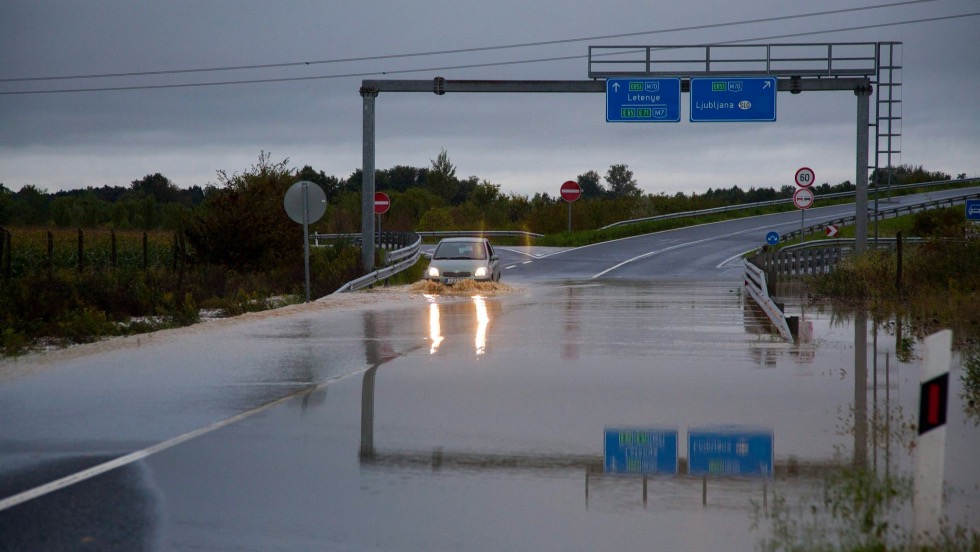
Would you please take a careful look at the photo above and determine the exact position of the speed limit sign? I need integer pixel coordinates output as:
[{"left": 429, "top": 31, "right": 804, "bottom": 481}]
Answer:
[{"left": 795, "top": 167, "right": 815, "bottom": 188}]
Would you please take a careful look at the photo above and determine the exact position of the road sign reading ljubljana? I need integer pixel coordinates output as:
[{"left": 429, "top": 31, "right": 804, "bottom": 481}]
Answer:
[
  {"left": 606, "top": 78, "right": 681, "bottom": 122},
  {"left": 688, "top": 427, "right": 773, "bottom": 477},
  {"left": 690, "top": 77, "right": 777, "bottom": 122}
]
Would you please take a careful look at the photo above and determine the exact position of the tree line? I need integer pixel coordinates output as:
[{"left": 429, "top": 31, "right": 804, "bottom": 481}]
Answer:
[{"left": 0, "top": 152, "right": 958, "bottom": 237}]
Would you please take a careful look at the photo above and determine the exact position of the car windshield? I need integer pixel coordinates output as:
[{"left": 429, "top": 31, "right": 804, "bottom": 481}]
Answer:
[{"left": 433, "top": 241, "right": 487, "bottom": 260}]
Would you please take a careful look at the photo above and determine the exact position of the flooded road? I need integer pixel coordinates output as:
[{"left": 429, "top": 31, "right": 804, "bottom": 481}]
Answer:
[{"left": 4, "top": 278, "right": 976, "bottom": 550}]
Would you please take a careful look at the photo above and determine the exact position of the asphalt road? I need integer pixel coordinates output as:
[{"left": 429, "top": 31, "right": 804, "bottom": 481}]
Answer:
[{"left": 1, "top": 189, "right": 977, "bottom": 551}]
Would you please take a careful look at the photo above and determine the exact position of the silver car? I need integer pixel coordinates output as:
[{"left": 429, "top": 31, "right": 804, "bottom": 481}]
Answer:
[{"left": 425, "top": 237, "right": 501, "bottom": 284}]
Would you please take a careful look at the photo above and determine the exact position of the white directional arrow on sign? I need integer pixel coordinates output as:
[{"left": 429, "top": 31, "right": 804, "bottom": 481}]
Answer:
[{"left": 825, "top": 225, "right": 839, "bottom": 237}]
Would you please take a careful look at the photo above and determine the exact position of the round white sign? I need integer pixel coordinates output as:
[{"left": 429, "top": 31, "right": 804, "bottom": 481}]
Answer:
[
  {"left": 793, "top": 187, "right": 815, "bottom": 210},
  {"left": 795, "top": 167, "right": 815, "bottom": 188}
]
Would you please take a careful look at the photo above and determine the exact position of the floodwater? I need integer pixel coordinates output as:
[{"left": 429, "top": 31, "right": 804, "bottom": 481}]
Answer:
[{"left": 1, "top": 280, "right": 978, "bottom": 550}]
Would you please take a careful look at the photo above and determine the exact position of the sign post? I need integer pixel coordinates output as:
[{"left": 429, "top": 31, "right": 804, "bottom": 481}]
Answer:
[
  {"left": 284, "top": 181, "right": 327, "bottom": 302},
  {"left": 793, "top": 167, "right": 815, "bottom": 244},
  {"left": 560, "top": 180, "right": 582, "bottom": 232}
]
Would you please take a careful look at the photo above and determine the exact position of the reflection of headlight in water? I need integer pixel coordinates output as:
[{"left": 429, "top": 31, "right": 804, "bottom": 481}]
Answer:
[
  {"left": 429, "top": 302, "right": 443, "bottom": 354},
  {"left": 474, "top": 295, "right": 489, "bottom": 355}
]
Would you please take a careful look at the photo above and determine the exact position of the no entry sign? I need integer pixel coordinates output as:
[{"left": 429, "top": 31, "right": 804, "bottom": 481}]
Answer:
[
  {"left": 560, "top": 180, "right": 582, "bottom": 202},
  {"left": 374, "top": 192, "right": 390, "bottom": 215}
]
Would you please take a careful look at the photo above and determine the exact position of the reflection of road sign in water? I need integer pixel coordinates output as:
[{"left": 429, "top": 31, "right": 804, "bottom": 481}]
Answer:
[
  {"left": 604, "top": 428, "right": 678, "bottom": 474},
  {"left": 766, "top": 231, "right": 780, "bottom": 245},
  {"left": 688, "top": 427, "right": 773, "bottom": 477},
  {"left": 606, "top": 78, "right": 681, "bottom": 122},
  {"left": 793, "top": 188, "right": 814, "bottom": 209}
]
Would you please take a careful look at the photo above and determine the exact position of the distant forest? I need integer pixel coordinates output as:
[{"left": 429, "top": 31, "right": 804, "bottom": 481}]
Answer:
[{"left": 0, "top": 151, "right": 959, "bottom": 234}]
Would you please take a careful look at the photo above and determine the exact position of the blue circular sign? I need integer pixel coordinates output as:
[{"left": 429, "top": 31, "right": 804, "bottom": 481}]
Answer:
[{"left": 766, "top": 231, "right": 780, "bottom": 245}]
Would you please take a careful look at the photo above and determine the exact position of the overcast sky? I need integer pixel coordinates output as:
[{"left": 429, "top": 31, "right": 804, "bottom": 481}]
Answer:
[{"left": 2, "top": 0, "right": 978, "bottom": 198}]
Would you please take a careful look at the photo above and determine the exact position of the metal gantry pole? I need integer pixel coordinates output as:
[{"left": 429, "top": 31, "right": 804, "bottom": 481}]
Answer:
[
  {"left": 361, "top": 86, "right": 378, "bottom": 272},
  {"left": 854, "top": 82, "right": 872, "bottom": 255}
]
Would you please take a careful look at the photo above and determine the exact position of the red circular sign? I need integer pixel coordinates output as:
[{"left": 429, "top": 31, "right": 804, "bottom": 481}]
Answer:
[
  {"left": 795, "top": 167, "right": 815, "bottom": 188},
  {"left": 793, "top": 187, "right": 814, "bottom": 209},
  {"left": 373, "top": 191, "right": 390, "bottom": 214},
  {"left": 560, "top": 180, "right": 582, "bottom": 203}
]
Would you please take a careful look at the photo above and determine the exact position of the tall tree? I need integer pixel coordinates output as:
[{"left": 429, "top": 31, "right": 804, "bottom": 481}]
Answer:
[
  {"left": 426, "top": 148, "right": 458, "bottom": 204},
  {"left": 605, "top": 164, "right": 642, "bottom": 199},
  {"left": 576, "top": 170, "right": 604, "bottom": 199}
]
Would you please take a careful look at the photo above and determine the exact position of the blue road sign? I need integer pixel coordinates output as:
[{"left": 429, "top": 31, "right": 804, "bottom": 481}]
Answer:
[
  {"left": 688, "top": 427, "right": 773, "bottom": 477},
  {"left": 690, "top": 77, "right": 777, "bottom": 122},
  {"left": 766, "top": 231, "right": 780, "bottom": 245},
  {"left": 606, "top": 78, "right": 681, "bottom": 123},
  {"left": 966, "top": 199, "right": 980, "bottom": 221},
  {"left": 604, "top": 428, "right": 678, "bottom": 474}
]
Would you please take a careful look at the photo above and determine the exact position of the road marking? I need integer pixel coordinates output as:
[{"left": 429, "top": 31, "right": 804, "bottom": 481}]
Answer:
[
  {"left": 716, "top": 250, "right": 755, "bottom": 269},
  {"left": 504, "top": 265, "right": 518, "bottom": 270},
  {"left": 590, "top": 223, "right": 777, "bottom": 279},
  {"left": 522, "top": 261, "right": 532, "bottom": 265},
  {"left": 0, "top": 376, "right": 352, "bottom": 512}
]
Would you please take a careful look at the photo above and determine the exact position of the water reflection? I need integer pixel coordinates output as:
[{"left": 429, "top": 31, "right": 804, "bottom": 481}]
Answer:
[
  {"left": 474, "top": 296, "right": 489, "bottom": 355},
  {"left": 426, "top": 297, "right": 444, "bottom": 354},
  {"left": 425, "top": 295, "right": 494, "bottom": 356}
]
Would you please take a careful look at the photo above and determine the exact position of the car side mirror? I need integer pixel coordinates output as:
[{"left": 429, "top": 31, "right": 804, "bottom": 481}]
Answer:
[{"left": 490, "top": 254, "right": 499, "bottom": 262}]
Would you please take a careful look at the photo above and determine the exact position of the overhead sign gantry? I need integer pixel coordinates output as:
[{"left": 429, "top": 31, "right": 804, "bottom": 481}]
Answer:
[{"left": 357, "top": 42, "right": 901, "bottom": 271}]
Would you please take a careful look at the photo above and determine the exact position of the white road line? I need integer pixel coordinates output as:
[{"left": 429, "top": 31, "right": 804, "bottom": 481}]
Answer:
[
  {"left": 521, "top": 260, "right": 532, "bottom": 265},
  {"left": 591, "top": 222, "right": 775, "bottom": 279},
  {"left": 716, "top": 250, "right": 754, "bottom": 269},
  {"left": 0, "top": 381, "right": 331, "bottom": 512},
  {"left": 504, "top": 265, "right": 518, "bottom": 270}
]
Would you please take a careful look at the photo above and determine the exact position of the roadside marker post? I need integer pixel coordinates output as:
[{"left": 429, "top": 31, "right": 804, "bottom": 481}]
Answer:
[{"left": 913, "top": 329, "right": 951, "bottom": 542}]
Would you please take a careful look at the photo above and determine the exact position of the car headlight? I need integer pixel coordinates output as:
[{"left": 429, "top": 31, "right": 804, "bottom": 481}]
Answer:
[
  {"left": 427, "top": 267, "right": 440, "bottom": 278},
  {"left": 474, "top": 267, "right": 488, "bottom": 278}
]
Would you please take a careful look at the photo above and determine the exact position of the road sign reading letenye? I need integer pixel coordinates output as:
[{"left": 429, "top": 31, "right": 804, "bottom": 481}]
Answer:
[
  {"left": 606, "top": 78, "right": 681, "bottom": 123},
  {"left": 604, "top": 428, "right": 678, "bottom": 474},
  {"left": 690, "top": 77, "right": 777, "bottom": 122}
]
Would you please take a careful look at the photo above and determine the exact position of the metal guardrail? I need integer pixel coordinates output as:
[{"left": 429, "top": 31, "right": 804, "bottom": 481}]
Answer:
[
  {"left": 330, "top": 232, "right": 422, "bottom": 294},
  {"left": 779, "top": 188, "right": 980, "bottom": 243},
  {"left": 601, "top": 178, "right": 979, "bottom": 230},
  {"left": 743, "top": 260, "right": 794, "bottom": 341}
]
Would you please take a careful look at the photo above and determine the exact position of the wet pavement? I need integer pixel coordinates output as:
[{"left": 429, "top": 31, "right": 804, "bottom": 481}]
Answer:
[{"left": 3, "top": 278, "right": 977, "bottom": 550}]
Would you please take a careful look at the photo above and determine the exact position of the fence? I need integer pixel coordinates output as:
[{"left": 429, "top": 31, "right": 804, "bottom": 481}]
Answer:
[{"left": 0, "top": 228, "right": 182, "bottom": 279}]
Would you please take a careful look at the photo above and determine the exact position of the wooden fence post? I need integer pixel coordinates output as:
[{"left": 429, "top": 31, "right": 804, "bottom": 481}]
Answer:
[{"left": 77, "top": 229, "right": 84, "bottom": 274}]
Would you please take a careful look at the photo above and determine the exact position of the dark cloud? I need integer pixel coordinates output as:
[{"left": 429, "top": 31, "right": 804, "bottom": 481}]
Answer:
[{"left": 1, "top": 0, "right": 977, "bottom": 194}]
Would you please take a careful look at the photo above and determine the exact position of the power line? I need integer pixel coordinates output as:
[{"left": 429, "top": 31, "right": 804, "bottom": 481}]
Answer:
[
  {"left": 0, "top": 0, "right": 938, "bottom": 83},
  {"left": 2, "top": 11, "right": 976, "bottom": 96}
]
